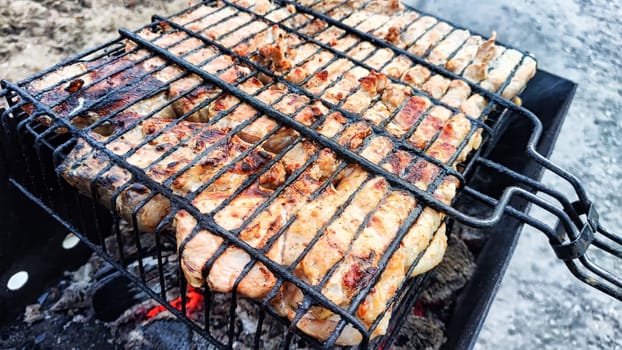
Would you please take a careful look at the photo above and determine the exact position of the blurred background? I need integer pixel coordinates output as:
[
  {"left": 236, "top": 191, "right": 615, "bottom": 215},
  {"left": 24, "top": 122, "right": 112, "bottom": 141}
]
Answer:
[{"left": 1, "top": 0, "right": 620, "bottom": 348}]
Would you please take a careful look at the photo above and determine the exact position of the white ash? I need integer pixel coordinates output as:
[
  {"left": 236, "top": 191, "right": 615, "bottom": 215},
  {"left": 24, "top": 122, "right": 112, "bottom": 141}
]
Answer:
[
  {"left": 50, "top": 254, "right": 100, "bottom": 312},
  {"left": 23, "top": 304, "right": 45, "bottom": 325},
  {"left": 50, "top": 280, "right": 91, "bottom": 312},
  {"left": 71, "top": 314, "right": 88, "bottom": 324}
]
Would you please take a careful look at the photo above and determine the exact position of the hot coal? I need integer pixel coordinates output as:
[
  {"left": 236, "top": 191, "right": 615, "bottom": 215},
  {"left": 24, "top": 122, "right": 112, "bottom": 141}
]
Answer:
[
  {"left": 126, "top": 319, "right": 194, "bottom": 350},
  {"left": 420, "top": 234, "right": 476, "bottom": 305},
  {"left": 0, "top": 220, "right": 476, "bottom": 349},
  {"left": 449, "top": 197, "right": 496, "bottom": 255},
  {"left": 392, "top": 315, "right": 446, "bottom": 350},
  {"left": 92, "top": 272, "right": 148, "bottom": 322}
]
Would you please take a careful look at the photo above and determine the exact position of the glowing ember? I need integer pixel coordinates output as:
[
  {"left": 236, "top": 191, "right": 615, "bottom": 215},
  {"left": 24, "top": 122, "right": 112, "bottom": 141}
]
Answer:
[
  {"left": 413, "top": 300, "right": 425, "bottom": 317},
  {"left": 146, "top": 286, "right": 204, "bottom": 319}
]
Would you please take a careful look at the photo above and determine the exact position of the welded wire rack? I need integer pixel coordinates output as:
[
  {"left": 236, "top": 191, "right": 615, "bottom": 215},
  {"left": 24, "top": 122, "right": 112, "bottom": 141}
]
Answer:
[{"left": 1, "top": 0, "right": 620, "bottom": 349}]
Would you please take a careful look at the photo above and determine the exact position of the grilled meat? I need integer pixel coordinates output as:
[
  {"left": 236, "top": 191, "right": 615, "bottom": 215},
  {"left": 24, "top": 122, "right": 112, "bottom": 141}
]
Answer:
[{"left": 23, "top": 0, "right": 537, "bottom": 345}]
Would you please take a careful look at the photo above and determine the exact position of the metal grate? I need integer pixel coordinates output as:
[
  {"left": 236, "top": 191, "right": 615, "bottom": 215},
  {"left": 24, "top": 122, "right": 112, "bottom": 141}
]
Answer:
[{"left": 0, "top": 0, "right": 620, "bottom": 348}]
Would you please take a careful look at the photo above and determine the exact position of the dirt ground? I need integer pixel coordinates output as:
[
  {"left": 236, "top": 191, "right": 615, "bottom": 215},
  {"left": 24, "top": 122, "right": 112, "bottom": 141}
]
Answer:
[{"left": 0, "top": 0, "right": 190, "bottom": 82}]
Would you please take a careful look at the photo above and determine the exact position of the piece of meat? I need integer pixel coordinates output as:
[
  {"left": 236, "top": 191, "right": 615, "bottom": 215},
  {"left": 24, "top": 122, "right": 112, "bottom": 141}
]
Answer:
[
  {"left": 367, "top": 48, "right": 395, "bottom": 71},
  {"left": 463, "top": 32, "right": 498, "bottom": 82},
  {"left": 445, "top": 35, "right": 483, "bottom": 73},
  {"left": 355, "top": 14, "right": 393, "bottom": 33},
  {"left": 421, "top": 74, "right": 451, "bottom": 99},
  {"left": 271, "top": 115, "right": 465, "bottom": 344},
  {"left": 408, "top": 106, "right": 453, "bottom": 150},
  {"left": 479, "top": 49, "right": 524, "bottom": 92},
  {"left": 426, "top": 29, "right": 470, "bottom": 65},
  {"left": 373, "top": 12, "right": 420, "bottom": 46},
  {"left": 177, "top": 120, "right": 374, "bottom": 297},
  {"left": 177, "top": 140, "right": 327, "bottom": 295},
  {"left": 402, "top": 65, "right": 431, "bottom": 88},
  {"left": 401, "top": 16, "right": 438, "bottom": 48},
  {"left": 501, "top": 56, "right": 537, "bottom": 99},
  {"left": 25, "top": 55, "right": 177, "bottom": 125},
  {"left": 386, "top": 95, "right": 431, "bottom": 137},
  {"left": 460, "top": 94, "right": 488, "bottom": 118},
  {"left": 307, "top": 0, "right": 535, "bottom": 101},
  {"left": 441, "top": 80, "right": 471, "bottom": 108},
  {"left": 59, "top": 132, "right": 172, "bottom": 234},
  {"left": 408, "top": 22, "right": 453, "bottom": 57},
  {"left": 382, "top": 55, "right": 413, "bottom": 79}
]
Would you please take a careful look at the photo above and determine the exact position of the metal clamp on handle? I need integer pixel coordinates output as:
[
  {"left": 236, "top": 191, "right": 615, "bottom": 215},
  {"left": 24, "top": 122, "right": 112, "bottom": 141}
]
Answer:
[
  {"left": 549, "top": 199, "right": 622, "bottom": 300},
  {"left": 551, "top": 201, "right": 597, "bottom": 261}
]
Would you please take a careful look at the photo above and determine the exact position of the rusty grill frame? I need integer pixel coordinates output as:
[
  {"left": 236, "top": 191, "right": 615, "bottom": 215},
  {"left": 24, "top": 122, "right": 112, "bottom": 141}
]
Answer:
[{"left": 1, "top": 0, "right": 620, "bottom": 349}]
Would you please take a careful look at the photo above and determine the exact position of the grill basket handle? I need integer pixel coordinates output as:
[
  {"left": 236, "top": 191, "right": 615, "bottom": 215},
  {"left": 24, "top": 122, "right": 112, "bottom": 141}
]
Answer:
[
  {"left": 551, "top": 199, "right": 622, "bottom": 300},
  {"left": 472, "top": 140, "right": 622, "bottom": 301}
]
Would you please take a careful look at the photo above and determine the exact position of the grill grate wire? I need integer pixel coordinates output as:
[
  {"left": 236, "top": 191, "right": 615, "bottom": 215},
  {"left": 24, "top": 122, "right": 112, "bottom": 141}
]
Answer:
[{"left": 0, "top": 0, "right": 620, "bottom": 349}]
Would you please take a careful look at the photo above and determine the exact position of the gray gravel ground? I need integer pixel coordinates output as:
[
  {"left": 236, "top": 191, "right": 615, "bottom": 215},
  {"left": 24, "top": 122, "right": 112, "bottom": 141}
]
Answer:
[{"left": 409, "top": 0, "right": 622, "bottom": 349}]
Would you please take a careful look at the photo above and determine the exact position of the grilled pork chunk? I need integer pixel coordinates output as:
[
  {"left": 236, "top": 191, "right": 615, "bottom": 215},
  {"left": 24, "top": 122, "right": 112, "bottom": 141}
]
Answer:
[{"left": 23, "top": 0, "right": 537, "bottom": 345}]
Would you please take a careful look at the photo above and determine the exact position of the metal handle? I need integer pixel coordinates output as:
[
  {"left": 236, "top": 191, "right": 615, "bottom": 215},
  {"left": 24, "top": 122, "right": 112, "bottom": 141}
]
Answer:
[
  {"left": 464, "top": 107, "right": 622, "bottom": 301},
  {"left": 506, "top": 111, "right": 622, "bottom": 300}
]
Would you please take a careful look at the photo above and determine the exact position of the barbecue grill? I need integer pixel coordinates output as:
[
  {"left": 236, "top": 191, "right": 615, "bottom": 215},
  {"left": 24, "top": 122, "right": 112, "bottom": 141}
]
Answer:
[{"left": 1, "top": 0, "right": 620, "bottom": 349}]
